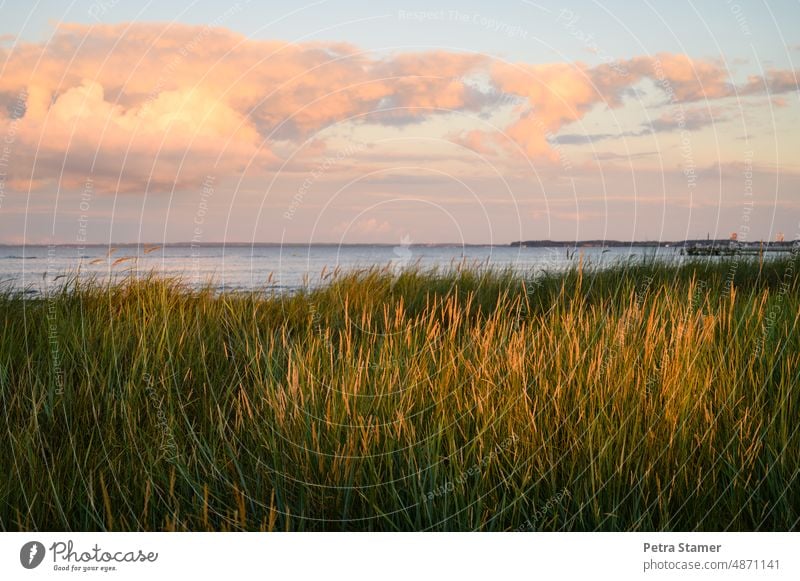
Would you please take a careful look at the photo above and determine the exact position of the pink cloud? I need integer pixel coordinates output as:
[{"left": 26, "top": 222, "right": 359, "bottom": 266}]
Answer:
[
  {"left": 335, "top": 217, "right": 393, "bottom": 239},
  {"left": 741, "top": 68, "right": 800, "bottom": 95},
  {"left": 482, "top": 53, "right": 743, "bottom": 158},
  {"left": 0, "top": 23, "right": 795, "bottom": 195}
]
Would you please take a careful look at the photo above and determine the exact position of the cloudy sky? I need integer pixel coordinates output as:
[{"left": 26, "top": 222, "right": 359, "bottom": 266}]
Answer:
[{"left": 0, "top": 0, "right": 798, "bottom": 244}]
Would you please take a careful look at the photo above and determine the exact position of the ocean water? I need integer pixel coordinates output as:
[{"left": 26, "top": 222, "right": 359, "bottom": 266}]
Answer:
[{"left": 0, "top": 244, "right": 681, "bottom": 294}]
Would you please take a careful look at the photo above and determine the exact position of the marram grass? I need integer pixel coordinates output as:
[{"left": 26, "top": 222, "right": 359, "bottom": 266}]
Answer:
[{"left": 1, "top": 257, "right": 798, "bottom": 531}]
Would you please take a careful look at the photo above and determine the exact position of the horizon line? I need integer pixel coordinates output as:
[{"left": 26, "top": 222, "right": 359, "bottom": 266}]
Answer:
[{"left": 3, "top": 238, "right": 797, "bottom": 247}]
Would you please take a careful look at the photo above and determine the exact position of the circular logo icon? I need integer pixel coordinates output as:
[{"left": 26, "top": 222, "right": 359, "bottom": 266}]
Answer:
[{"left": 20, "top": 541, "right": 46, "bottom": 569}]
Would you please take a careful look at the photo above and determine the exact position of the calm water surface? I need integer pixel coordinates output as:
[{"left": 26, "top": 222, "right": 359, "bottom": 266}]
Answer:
[{"left": 0, "top": 244, "right": 683, "bottom": 293}]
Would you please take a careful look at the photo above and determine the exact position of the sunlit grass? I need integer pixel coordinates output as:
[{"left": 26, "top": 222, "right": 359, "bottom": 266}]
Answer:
[{"left": 1, "top": 256, "right": 798, "bottom": 531}]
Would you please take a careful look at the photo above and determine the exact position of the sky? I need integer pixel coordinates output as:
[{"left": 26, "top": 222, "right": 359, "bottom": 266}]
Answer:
[{"left": 0, "top": 0, "right": 798, "bottom": 244}]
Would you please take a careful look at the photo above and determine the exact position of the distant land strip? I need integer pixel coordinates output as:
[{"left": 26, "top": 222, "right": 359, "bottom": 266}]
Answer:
[
  {"left": 510, "top": 239, "right": 799, "bottom": 248},
  {"left": 1, "top": 240, "right": 798, "bottom": 248}
]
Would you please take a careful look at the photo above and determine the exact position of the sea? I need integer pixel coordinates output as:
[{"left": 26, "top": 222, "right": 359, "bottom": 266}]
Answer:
[{"left": 0, "top": 244, "right": 683, "bottom": 294}]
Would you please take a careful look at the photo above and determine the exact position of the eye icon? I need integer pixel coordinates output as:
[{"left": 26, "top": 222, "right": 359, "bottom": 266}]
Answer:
[{"left": 20, "top": 541, "right": 46, "bottom": 569}]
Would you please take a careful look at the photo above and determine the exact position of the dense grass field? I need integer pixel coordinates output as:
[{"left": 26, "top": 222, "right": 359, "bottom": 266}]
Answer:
[{"left": 1, "top": 256, "right": 798, "bottom": 531}]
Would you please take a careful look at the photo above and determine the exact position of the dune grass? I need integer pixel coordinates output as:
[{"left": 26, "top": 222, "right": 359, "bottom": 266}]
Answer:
[{"left": 1, "top": 255, "right": 798, "bottom": 531}]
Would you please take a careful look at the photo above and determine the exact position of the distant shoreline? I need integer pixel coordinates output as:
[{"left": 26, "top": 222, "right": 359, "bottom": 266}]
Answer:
[
  {"left": 510, "top": 239, "right": 799, "bottom": 248},
  {"left": 2, "top": 239, "right": 797, "bottom": 249}
]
